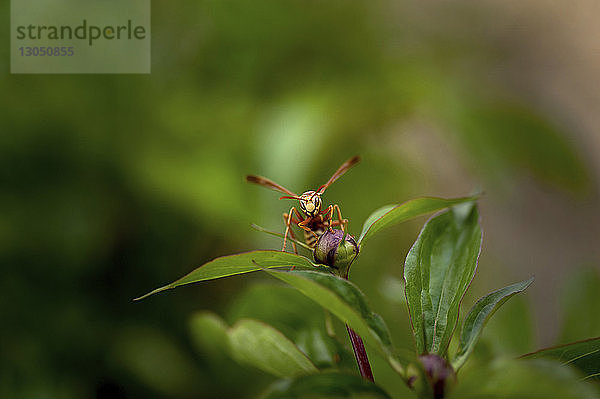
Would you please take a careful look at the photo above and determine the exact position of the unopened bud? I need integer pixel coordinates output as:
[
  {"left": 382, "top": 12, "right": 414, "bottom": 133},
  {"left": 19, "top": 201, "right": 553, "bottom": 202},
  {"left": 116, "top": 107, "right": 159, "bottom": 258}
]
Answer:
[
  {"left": 416, "top": 354, "right": 456, "bottom": 399},
  {"left": 313, "top": 230, "right": 360, "bottom": 276}
]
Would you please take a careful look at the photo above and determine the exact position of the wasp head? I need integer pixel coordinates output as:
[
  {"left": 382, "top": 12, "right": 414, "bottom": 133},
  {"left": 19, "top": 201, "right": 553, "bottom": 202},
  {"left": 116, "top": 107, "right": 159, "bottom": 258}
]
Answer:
[{"left": 298, "top": 190, "right": 322, "bottom": 217}]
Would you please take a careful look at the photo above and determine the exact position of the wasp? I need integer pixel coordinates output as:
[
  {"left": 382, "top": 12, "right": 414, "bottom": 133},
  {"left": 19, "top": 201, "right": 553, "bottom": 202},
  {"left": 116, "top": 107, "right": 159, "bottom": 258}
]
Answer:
[{"left": 246, "top": 156, "right": 359, "bottom": 254}]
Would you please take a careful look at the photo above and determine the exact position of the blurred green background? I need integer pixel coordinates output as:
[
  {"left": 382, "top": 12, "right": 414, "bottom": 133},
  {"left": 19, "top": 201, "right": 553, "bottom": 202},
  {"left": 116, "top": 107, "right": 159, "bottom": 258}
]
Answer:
[{"left": 2, "top": 0, "right": 600, "bottom": 397}]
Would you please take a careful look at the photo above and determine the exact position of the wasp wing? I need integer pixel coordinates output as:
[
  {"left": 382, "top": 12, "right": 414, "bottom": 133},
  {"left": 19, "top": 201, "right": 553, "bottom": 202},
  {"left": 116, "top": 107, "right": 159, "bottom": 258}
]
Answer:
[{"left": 317, "top": 155, "right": 360, "bottom": 194}]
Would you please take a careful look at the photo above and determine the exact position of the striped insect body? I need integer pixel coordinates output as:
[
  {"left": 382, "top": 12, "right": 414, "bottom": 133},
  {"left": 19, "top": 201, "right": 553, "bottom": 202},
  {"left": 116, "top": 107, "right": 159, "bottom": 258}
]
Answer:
[{"left": 246, "top": 156, "right": 360, "bottom": 254}]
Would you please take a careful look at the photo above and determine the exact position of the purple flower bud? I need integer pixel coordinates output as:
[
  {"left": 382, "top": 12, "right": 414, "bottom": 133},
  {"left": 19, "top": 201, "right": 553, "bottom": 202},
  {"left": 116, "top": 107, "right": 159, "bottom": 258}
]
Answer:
[
  {"left": 416, "top": 354, "right": 456, "bottom": 399},
  {"left": 313, "top": 230, "right": 360, "bottom": 275}
]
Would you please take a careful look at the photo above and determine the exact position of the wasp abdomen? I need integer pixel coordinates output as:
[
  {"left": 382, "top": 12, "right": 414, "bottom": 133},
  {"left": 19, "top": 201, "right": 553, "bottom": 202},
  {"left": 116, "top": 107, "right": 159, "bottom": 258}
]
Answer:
[{"left": 304, "top": 226, "right": 326, "bottom": 248}]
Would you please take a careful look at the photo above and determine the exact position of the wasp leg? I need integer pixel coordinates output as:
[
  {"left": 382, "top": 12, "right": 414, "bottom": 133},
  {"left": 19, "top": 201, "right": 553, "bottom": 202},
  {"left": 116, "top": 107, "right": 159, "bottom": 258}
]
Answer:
[
  {"left": 283, "top": 207, "right": 304, "bottom": 254},
  {"left": 319, "top": 204, "right": 348, "bottom": 232},
  {"left": 298, "top": 217, "right": 318, "bottom": 238},
  {"left": 282, "top": 211, "right": 302, "bottom": 255},
  {"left": 332, "top": 204, "right": 348, "bottom": 232},
  {"left": 319, "top": 205, "right": 336, "bottom": 232},
  {"left": 286, "top": 207, "right": 307, "bottom": 271}
]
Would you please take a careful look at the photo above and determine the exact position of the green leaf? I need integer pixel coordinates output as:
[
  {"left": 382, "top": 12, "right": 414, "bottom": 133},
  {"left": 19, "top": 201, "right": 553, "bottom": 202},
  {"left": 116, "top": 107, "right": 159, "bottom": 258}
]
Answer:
[
  {"left": 189, "top": 313, "right": 318, "bottom": 379},
  {"left": 227, "top": 283, "right": 326, "bottom": 339},
  {"left": 188, "top": 312, "right": 269, "bottom": 394},
  {"left": 520, "top": 337, "right": 600, "bottom": 382},
  {"left": 404, "top": 203, "right": 482, "bottom": 356},
  {"left": 448, "top": 358, "right": 599, "bottom": 399},
  {"left": 452, "top": 277, "right": 534, "bottom": 370},
  {"left": 295, "top": 328, "right": 355, "bottom": 370},
  {"left": 228, "top": 319, "right": 318, "bottom": 378},
  {"left": 135, "top": 250, "right": 316, "bottom": 300},
  {"left": 262, "top": 372, "right": 392, "bottom": 399},
  {"left": 266, "top": 269, "right": 410, "bottom": 375},
  {"left": 358, "top": 196, "right": 478, "bottom": 245},
  {"left": 480, "top": 295, "right": 534, "bottom": 356},
  {"left": 189, "top": 312, "right": 230, "bottom": 357},
  {"left": 358, "top": 204, "right": 396, "bottom": 243},
  {"left": 113, "top": 326, "right": 205, "bottom": 395}
]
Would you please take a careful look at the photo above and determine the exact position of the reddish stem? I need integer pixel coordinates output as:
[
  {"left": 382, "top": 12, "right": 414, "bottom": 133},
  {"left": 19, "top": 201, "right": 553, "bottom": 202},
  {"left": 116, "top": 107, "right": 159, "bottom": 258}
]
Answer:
[
  {"left": 340, "top": 255, "right": 373, "bottom": 381},
  {"left": 342, "top": 267, "right": 374, "bottom": 382},
  {"left": 346, "top": 324, "right": 374, "bottom": 382}
]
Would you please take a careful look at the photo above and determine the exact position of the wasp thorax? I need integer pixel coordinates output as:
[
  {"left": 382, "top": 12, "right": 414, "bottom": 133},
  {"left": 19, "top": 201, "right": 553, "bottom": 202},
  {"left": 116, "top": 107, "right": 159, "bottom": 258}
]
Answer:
[
  {"left": 313, "top": 229, "right": 359, "bottom": 276},
  {"left": 299, "top": 190, "right": 322, "bottom": 217}
]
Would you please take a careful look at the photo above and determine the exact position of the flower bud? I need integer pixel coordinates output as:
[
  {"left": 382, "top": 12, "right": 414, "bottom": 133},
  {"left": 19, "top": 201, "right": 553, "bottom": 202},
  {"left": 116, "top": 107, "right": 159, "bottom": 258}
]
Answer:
[
  {"left": 313, "top": 229, "right": 360, "bottom": 275},
  {"left": 407, "top": 354, "right": 456, "bottom": 399}
]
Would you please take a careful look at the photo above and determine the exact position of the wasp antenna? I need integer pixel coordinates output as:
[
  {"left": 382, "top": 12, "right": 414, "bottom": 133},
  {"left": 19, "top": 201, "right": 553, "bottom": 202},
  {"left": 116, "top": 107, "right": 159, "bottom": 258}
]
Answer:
[{"left": 279, "top": 196, "right": 301, "bottom": 200}]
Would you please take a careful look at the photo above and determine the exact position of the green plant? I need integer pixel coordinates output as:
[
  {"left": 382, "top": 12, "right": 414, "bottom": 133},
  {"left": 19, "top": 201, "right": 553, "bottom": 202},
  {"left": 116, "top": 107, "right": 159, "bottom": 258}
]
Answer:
[{"left": 137, "top": 196, "right": 600, "bottom": 398}]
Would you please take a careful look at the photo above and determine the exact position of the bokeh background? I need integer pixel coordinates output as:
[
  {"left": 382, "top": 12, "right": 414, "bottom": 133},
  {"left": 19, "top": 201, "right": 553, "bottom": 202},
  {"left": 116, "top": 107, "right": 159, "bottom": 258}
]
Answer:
[{"left": 2, "top": 0, "right": 600, "bottom": 397}]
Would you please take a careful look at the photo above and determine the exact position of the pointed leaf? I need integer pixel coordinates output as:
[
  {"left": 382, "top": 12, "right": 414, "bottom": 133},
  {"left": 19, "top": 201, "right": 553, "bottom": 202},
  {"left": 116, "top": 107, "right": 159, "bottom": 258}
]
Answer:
[
  {"left": 358, "top": 196, "right": 478, "bottom": 245},
  {"left": 521, "top": 337, "right": 600, "bottom": 382},
  {"left": 266, "top": 269, "right": 410, "bottom": 375},
  {"left": 189, "top": 313, "right": 319, "bottom": 379},
  {"left": 263, "top": 372, "right": 392, "bottom": 399},
  {"left": 404, "top": 203, "right": 482, "bottom": 355},
  {"left": 480, "top": 295, "right": 534, "bottom": 355},
  {"left": 135, "top": 250, "right": 316, "bottom": 300},
  {"left": 228, "top": 319, "right": 318, "bottom": 378},
  {"left": 452, "top": 277, "right": 534, "bottom": 370},
  {"left": 358, "top": 204, "right": 396, "bottom": 243}
]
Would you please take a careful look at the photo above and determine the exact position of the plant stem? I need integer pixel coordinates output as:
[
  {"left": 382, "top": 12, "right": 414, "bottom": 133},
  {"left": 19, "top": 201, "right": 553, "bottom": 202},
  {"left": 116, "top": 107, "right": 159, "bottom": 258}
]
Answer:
[
  {"left": 346, "top": 324, "right": 374, "bottom": 382},
  {"left": 341, "top": 266, "right": 374, "bottom": 382}
]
